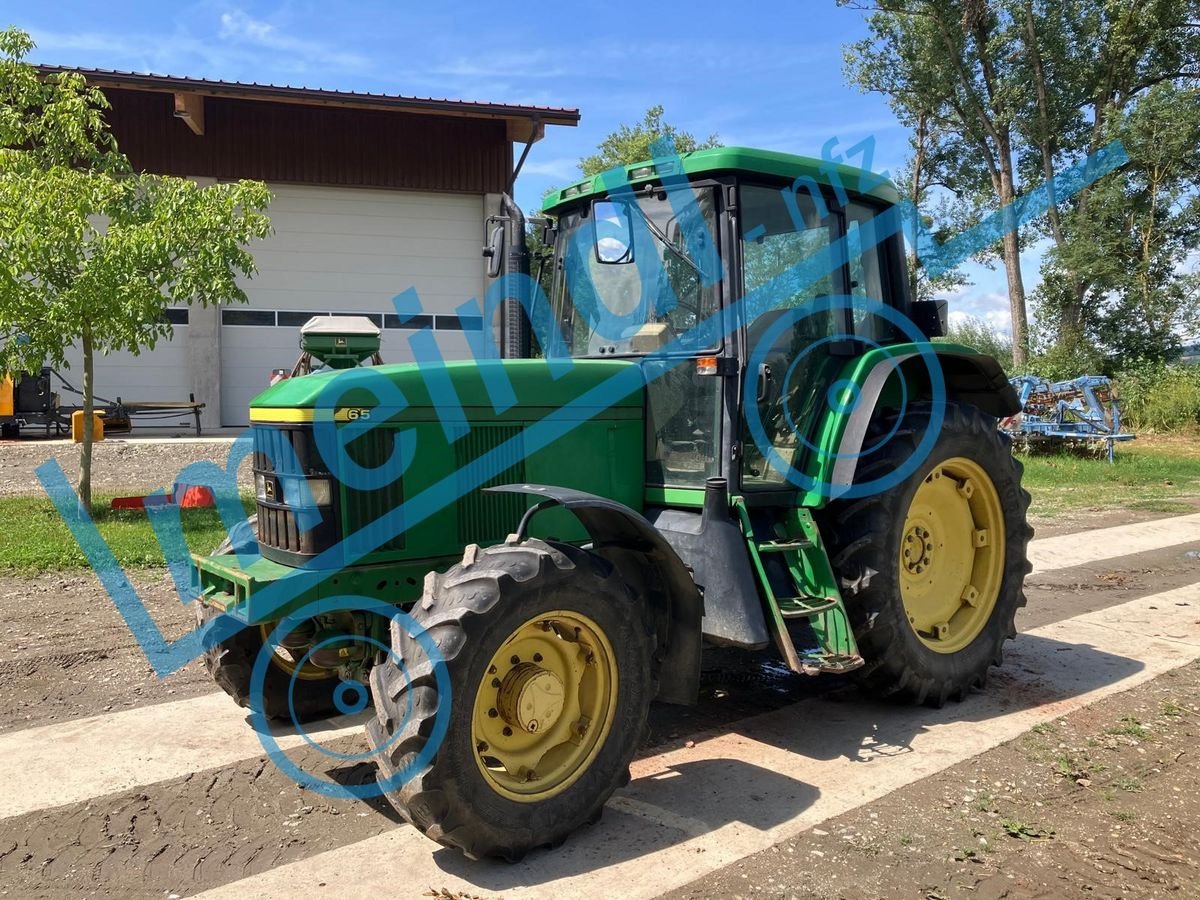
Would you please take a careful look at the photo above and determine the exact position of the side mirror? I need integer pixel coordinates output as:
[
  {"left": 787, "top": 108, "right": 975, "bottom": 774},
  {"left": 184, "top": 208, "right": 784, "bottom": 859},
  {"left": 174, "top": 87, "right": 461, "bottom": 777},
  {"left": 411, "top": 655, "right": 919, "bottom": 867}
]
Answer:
[
  {"left": 528, "top": 215, "right": 555, "bottom": 247},
  {"left": 483, "top": 223, "right": 506, "bottom": 278},
  {"left": 910, "top": 299, "right": 949, "bottom": 339},
  {"left": 592, "top": 199, "right": 635, "bottom": 264}
]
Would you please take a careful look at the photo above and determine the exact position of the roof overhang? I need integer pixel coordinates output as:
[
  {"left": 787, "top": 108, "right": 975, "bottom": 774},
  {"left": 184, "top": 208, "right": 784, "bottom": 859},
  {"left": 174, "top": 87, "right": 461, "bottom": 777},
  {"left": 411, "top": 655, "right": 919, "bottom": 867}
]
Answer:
[{"left": 37, "top": 66, "right": 577, "bottom": 143}]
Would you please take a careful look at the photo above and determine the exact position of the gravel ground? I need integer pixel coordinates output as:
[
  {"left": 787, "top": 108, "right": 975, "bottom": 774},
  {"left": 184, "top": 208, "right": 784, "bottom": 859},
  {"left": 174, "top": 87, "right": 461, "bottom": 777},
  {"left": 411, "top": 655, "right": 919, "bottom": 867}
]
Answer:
[{"left": 0, "top": 438, "right": 252, "bottom": 498}]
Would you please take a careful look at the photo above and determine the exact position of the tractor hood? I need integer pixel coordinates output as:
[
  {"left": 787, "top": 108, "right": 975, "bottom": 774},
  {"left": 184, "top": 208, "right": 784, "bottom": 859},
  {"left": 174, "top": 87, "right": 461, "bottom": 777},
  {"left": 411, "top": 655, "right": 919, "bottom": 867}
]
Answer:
[
  {"left": 249, "top": 358, "right": 644, "bottom": 423},
  {"left": 243, "top": 357, "right": 647, "bottom": 572}
]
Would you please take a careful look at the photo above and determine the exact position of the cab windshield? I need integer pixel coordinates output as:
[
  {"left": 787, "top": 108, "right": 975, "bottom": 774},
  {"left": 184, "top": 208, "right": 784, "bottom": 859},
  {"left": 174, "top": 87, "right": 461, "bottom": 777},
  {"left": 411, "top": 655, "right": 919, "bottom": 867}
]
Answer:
[{"left": 548, "top": 186, "right": 721, "bottom": 358}]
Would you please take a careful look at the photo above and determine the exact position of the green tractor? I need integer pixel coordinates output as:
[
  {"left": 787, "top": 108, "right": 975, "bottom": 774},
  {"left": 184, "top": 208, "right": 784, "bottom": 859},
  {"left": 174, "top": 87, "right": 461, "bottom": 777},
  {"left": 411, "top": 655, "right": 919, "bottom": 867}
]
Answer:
[{"left": 191, "top": 146, "right": 1031, "bottom": 861}]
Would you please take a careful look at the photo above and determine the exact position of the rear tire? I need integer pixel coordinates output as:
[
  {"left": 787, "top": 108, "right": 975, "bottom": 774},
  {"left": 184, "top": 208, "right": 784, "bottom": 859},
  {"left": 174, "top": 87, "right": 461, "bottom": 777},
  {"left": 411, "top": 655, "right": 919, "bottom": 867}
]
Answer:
[
  {"left": 367, "top": 539, "right": 656, "bottom": 861},
  {"left": 818, "top": 402, "right": 1033, "bottom": 706},
  {"left": 197, "top": 515, "right": 341, "bottom": 721}
]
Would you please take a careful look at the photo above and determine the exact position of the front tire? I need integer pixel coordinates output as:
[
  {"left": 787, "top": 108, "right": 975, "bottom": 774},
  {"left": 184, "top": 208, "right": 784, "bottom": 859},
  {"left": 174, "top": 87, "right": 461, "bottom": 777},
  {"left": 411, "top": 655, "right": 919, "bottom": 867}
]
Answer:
[
  {"left": 197, "top": 515, "right": 341, "bottom": 721},
  {"left": 819, "top": 401, "right": 1033, "bottom": 706},
  {"left": 367, "top": 539, "right": 656, "bottom": 861}
]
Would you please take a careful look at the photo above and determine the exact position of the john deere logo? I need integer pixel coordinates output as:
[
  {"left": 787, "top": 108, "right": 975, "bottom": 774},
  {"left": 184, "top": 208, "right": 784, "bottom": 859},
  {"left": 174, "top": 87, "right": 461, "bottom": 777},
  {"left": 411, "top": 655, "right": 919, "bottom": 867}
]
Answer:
[{"left": 264, "top": 478, "right": 275, "bottom": 500}]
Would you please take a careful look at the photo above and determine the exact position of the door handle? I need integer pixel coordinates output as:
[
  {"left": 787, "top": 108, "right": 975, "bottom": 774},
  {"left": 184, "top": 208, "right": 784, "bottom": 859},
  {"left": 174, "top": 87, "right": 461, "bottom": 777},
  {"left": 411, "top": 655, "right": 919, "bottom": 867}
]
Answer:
[{"left": 756, "top": 363, "right": 772, "bottom": 402}]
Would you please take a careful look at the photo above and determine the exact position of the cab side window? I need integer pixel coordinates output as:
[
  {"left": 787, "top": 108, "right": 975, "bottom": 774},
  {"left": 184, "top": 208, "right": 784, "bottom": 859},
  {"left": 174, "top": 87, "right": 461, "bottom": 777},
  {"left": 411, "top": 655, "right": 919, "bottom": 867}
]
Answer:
[{"left": 845, "top": 200, "right": 890, "bottom": 340}]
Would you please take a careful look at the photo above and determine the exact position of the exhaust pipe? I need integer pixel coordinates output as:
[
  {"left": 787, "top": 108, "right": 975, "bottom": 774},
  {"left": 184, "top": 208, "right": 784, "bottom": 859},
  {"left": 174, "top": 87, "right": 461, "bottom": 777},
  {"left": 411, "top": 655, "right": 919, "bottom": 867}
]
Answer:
[{"left": 499, "top": 193, "right": 532, "bottom": 359}]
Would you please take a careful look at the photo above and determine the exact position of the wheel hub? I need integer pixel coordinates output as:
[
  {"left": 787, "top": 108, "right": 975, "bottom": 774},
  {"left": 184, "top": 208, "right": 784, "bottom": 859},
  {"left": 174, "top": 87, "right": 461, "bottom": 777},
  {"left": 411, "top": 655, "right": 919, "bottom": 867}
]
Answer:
[
  {"left": 471, "top": 610, "right": 619, "bottom": 802},
  {"left": 902, "top": 524, "right": 935, "bottom": 575},
  {"left": 498, "top": 662, "right": 565, "bottom": 734},
  {"left": 898, "top": 457, "right": 1006, "bottom": 655}
]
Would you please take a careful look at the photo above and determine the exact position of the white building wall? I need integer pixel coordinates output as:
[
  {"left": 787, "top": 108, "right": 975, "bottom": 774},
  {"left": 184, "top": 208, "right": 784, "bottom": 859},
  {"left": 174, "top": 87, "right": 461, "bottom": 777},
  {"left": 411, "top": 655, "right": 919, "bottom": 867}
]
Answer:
[
  {"left": 218, "top": 184, "right": 488, "bottom": 426},
  {"left": 63, "top": 182, "right": 490, "bottom": 429}
]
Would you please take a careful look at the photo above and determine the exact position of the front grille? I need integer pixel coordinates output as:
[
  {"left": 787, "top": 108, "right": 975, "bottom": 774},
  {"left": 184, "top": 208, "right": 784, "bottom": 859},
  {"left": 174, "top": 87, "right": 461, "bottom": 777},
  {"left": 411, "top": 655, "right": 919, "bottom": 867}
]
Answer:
[
  {"left": 342, "top": 427, "right": 405, "bottom": 554},
  {"left": 252, "top": 425, "right": 326, "bottom": 475},
  {"left": 257, "top": 503, "right": 337, "bottom": 556},
  {"left": 456, "top": 425, "right": 527, "bottom": 544},
  {"left": 252, "top": 424, "right": 338, "bottom": 562}
]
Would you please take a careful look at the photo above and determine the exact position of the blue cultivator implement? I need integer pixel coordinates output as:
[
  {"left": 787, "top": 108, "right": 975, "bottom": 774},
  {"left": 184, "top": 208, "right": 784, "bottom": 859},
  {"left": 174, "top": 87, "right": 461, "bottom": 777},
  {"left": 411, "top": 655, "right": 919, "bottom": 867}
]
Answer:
[{"left": 1001, "top": 375, "right": 1135, "bottom": 463}]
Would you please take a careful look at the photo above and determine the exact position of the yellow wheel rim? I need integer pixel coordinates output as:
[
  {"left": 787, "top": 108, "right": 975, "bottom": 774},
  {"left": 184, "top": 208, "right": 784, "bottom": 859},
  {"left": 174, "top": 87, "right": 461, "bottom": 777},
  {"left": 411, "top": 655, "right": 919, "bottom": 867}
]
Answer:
[
  {"left": 259, "top": 623, "right": 337, "bottom": 682},
  {"left": 899, "top": 456, "right": 1006, "bottom": 655},
  {"left": 472, "top": 611, "right": 619, "bottom": 803}
]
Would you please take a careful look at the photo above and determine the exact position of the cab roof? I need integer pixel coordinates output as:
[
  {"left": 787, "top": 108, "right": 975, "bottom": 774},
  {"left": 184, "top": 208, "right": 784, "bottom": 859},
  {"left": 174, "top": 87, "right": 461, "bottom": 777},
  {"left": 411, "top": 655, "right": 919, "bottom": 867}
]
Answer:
[{"left": 541, "top": 145, "right": 901, "bottom": 214}]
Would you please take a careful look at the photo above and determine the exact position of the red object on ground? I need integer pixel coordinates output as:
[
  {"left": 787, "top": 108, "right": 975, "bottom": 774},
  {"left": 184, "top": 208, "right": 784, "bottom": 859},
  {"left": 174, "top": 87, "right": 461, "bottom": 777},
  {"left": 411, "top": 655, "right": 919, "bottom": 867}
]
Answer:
[
  {"left": 108, "top": 484, "right": 215, "bottom": 510},
  {"left": 176, "top": 484, "right": 215, "bottom": 508},
  {"left": 110, "top": 494, "right": 173, "bottom": 510}
]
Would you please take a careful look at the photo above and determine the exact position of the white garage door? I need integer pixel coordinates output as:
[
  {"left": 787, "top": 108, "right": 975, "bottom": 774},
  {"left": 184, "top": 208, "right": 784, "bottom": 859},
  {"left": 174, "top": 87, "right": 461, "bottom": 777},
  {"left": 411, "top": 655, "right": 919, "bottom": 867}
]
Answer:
[
  {"left": 59, "top": 309, "right": 197, "bottom": 429},
  {"left": 219, "top": 185, "right": 486, "bottom": 426}
]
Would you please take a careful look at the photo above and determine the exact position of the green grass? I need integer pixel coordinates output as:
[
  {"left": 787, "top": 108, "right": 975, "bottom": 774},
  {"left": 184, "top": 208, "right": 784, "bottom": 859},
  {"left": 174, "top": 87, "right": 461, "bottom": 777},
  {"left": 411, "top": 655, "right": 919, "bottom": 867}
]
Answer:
[
  {"left": 1161, "top": 700, "right": 1185, "bottom": 717},
  {"left": 0, "top": 493, "right": 255, "bottom": 574},
  {"left": 1019, "top": 435, "right": 1200, "bottom": 518},
  {"left": 1106, "top": 716, "right": 1151, "bottom": 741}
]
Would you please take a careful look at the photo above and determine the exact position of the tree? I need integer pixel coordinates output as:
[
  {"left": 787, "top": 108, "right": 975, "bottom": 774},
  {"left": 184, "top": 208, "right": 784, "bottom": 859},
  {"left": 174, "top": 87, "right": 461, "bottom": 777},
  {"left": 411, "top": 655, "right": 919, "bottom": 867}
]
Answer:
[
  {"left": 841, "top": 0, "right": 1200, "bottom": 371},
  {"left": 939, "top": 314, "right": 1014, "bottom": 371},
  {"left": 1018, "top": 1, "right": 1200, "bottom": 367},
  {"left": 842, "top": 0, "right": 1035, "bottom": 367},
  {"left": 0, "top": 28, "right": 271, "bottom": 508},
  {"left": 579, "top": 105, "right": 719, "bottom": 176},
  {"left": 1037, "top": 82, "right": 1200, "bottom": 368},
  {"left": 896, "top": 110, "right": 970, "bottom": 302}
]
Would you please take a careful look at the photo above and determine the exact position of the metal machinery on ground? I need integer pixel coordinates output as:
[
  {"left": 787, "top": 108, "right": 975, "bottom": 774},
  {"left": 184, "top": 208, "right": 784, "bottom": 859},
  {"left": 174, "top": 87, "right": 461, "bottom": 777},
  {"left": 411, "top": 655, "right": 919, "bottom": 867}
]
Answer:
[
  {"left": 1002, "top": 374, "right": 1134, "bottom": 462},
  {"left": 0, "top": 368, "right": 204, "bottom": 438},
  {"left": 191, "top": 146, "right": 1032, "bottom": 861}
]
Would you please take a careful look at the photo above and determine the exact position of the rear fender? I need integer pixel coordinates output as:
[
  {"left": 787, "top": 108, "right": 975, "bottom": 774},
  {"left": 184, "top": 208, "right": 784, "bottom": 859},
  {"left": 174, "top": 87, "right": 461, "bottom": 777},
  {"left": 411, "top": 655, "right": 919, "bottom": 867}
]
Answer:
[{"left": 802, "top": 343, "right": 1019, "bottom": 503}]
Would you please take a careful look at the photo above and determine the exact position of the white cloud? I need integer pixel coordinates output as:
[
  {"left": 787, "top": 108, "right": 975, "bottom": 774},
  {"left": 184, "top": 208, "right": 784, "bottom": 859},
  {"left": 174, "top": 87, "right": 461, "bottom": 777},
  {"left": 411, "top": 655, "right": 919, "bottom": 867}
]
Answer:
[
  {"left": 29, "top": 10, "right": 370, "bottom": 81},
  {"left": 216, "top": 10, "right": 368, "bottom": 72},
  {"left": 940, "top": 290, "right": 1013, "bottom": 336},
  {"left": 218, "top": 11, "right": 275, "bottom": 43}
]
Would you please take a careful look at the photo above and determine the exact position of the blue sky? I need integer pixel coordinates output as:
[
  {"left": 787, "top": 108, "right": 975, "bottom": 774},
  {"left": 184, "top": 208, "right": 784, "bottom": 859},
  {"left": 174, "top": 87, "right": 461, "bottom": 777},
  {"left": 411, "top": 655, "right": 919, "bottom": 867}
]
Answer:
[{"left": 7, "top": 0, "right": 1017, "bottom": 328}]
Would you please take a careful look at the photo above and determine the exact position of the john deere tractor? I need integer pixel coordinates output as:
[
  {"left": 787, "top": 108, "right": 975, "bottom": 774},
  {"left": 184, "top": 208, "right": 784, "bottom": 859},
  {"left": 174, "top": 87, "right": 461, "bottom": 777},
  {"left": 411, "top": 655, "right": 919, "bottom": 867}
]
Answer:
[{"left": 191, "top": 147, "right": 1030, "bottom": 861}]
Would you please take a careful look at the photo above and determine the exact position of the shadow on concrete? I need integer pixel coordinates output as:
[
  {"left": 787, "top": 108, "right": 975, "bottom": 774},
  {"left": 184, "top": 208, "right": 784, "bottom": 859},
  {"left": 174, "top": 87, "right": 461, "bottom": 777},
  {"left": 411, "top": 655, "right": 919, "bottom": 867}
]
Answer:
[
  {"left": 428, "top": 631, "right": 1144, "bottom": 888},
  {"left": 647, "top": 632, "right": 1145, "bottom": 765},
  {"left": 431, "top": 758, "right": 818, "bottom": 889}
]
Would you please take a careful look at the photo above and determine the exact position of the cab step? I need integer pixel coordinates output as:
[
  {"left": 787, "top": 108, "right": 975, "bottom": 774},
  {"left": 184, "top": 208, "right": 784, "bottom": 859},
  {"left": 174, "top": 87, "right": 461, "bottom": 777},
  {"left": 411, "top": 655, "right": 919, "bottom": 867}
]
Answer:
[
  {"left": 777, "top": 595, "right": 840, "bottom": 618},
  {"left": 794, "top": 651, "right": 865, "bottom": 675},
  {"left": 756, "top": 538, "right": 814, "bottom": 553}
]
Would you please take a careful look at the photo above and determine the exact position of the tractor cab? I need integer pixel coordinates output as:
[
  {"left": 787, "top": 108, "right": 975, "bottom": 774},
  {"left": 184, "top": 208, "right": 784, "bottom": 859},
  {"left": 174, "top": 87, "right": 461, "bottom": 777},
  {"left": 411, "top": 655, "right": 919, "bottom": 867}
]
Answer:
[{"left": 539, "top": 147, "right": 953, "bottom": 504}]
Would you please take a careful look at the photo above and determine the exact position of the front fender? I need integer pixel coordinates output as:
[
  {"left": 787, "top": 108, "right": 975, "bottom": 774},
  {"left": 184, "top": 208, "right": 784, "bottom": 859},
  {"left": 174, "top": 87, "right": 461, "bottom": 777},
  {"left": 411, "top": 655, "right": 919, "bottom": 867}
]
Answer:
[{"left": 485, "top": 483, "right": 703, "bottom": 705}]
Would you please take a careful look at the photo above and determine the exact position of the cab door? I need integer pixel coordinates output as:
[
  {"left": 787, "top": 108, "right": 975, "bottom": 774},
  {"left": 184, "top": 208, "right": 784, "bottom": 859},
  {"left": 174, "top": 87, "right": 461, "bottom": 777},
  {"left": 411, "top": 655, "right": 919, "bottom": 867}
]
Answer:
[{"left": 737, "top": 182, "right": 846, "bottom": 492}]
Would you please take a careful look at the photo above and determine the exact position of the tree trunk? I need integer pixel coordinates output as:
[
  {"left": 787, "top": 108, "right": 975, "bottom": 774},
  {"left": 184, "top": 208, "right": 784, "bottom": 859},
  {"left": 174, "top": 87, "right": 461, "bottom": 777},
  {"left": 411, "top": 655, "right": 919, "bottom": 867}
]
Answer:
[
  {"left": 908, "top": 111, "right": 929, "bottom": 301},
  {"left": 1022, "top": 0, "right": 1090, "bottom": 351},
  {"left": 80, "top": 323, "right": 94, "bottom": 511},
  {"left": 997, "top": 142, "right": 1030, "bottom": 370},
  {"left": 1022, "top": 0, "right": 1065, "bottom": 248},
  {"left": 1001, "top": 227, "right": 1029, "bottom": 369}
]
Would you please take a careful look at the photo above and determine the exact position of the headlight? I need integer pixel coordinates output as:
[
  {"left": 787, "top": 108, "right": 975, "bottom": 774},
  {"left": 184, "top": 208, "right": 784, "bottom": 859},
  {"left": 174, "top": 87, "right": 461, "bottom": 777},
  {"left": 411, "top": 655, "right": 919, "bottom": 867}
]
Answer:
[
  {"left": 255, "top": 473, "right": 268, "bottom": 500},
  {"left": 306, "top": 477, "right": 333, "bottom": 506}
]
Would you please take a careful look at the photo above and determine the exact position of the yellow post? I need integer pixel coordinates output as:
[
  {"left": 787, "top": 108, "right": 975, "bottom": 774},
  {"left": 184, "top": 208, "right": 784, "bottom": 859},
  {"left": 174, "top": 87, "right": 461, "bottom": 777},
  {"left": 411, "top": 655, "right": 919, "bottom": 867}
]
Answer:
[
  {"left": 71, "top": 410, "right": 105, "bottom": 443},
  {"left": 0, "top": 375, "right": 13, "bottom": 418}
]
